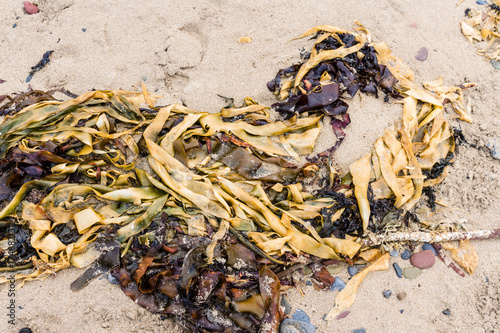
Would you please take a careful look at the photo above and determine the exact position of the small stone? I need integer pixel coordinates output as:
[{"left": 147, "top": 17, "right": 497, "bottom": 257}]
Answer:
[
  {"left": 442, "top": 309, "right": 451, "bottom": 316},
  {"left": 383, "top": 290, "right": 392, "bottom": 298},
  {"left": 303, "top": 265, "right": 312, "bottom": 275},
  {"left": 330, "top": 277, "right": 346, "bottom": 291},
  {"left": 390, "top": 249, "right": 399, "bottom": 257},
  {"left": 393, "top": 262, "right": 403, "bottom": 278},
  {"left": 352, "top": 328, "right": 366, "bottom": 333},
  {"left": 400, "top": 309, "right": 404, "bottom": 314},
  {"left": 279, "top": 318, "right": 316, "bottom": 333},
  {"left": 397, "top": 292, "right": 407, "bottom": 300},
  {"left": 479, "top": 123, "right": 488, "bottom": 131},
  {"left": 422, "top": 243, "right": 437, "bottom": 256},
  {"left": 281, "top": 295, "right": 292, "bottom": 315},
  {"left": 18, "top": 328, "right": 32, "bottom": 333},
  {"left": 403, "top": 267, "right": 422, "bottom": 279},
  {"left": 492, "top": 60, "right": 500, "bottom": 70},
  {"left": 23, "top": 1, "right": 39, "bottom": 14},
  {"left": 410, "top": 250, "right": 436, "bottom": 269},
  {"left": 292, "top": 309, "right": 311, "bottom": 324},
  {"left": 486, "top": 138, "right": 500, "bottom": 159},
  {"left": 82, "top": 28, "right": 87, "bottom": 32},
  {"left": 415, "top": 47, "right": 428, "bottom": 61},
  {"left": 347, "top": 266, "right": 359, "bottom": 277},
  {"left": 476, "top": 0, "right": 487, "bottom": 5},
  {"left": 401, "top": 249, "right": 412, "bottom": 260},
  {"left": 13, "top": 23, "right": 17, "bottom": 28}
]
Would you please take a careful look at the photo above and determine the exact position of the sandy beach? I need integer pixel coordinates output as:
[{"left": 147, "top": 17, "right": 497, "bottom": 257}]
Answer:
[{"left": 1, "top": 0, "right": 499, "bottom": 332}]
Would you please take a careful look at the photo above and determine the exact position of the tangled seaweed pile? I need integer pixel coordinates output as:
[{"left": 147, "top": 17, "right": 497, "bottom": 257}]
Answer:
[
  {"left": 461, "top": 1, "right": 500, "bottom": 65},
  {"left": 0, "top": 25, "right": 473, "bottom": 332}
]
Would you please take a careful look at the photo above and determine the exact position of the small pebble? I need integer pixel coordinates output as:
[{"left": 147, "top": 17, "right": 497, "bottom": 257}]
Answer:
[
  {"left": 415, "top": 47, "right": 428, "bottom": 61},
  {"left": 401, "top": 249, "right": 412, "bottom": 260},
  {"left": 348, "top": 266, "right": 359, "bottom": 277},
  {"left": 390, "top": 249, "right": 399, "bottom": 257},
  {"left": 23, "top": 1, "right": 39, "bottom": 14},
  {"left": 400, "top": 309, "right": 404, "bottom": 314},
  {"left": 352, "top": 328, "right": 366, "bottom": 333},
  {"left": 442, "top": 309, "right": 451, "bottom": 316},
  {"left": 330, "top": 277, "right": 346, "bottom": 291},
  {"left": 292, "top": 309, "right": 311, "bottom": 324},
  {"left": 383, "top": 290, "right": 392, "bottom": 298},
  {"left": 397, "top": 292, "right": 407, "bottom": 300},
  {"left": 19, "top": 329, "right": 32, "bottom": 333},
  {"left": 422, "top": 243, "right": 437, "bottom": 256},
  {"left": 486, "top": 138, "right": 500, "bottom": 159},
  {"left": 492, "top": 60, "right": 500, "bottom": 70},
  {"left": 393, "top": 262, "right": 403, "bottom": 278},
  {"left": 336, "top": 310, "right": 350, "bottom": 320},
  {"left": 410, "top": 250, "right": 436, "bottom": 269},
  {"left": 403, "top": 267, "right": 422, "bottom": 279},
  {"left": 82, "top": 28, "right": 87, "bottom": 32},
  {"left": 476, "top": 0, "right": 487, "bottom": 4},
  {"left": 280, "top": 318, "right": 316, "bottom": 333},
  {"left": 304, "top": 266, "right": 312, "bottom": 275},
  {"left": 281, "top": 295, "right": 292, "bottom": 315},
  {"left": 13, "top": 23, "right": 17, "bottom": 28}
]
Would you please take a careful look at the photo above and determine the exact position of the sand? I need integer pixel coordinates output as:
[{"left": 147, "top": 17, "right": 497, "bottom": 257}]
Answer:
[{"left": 1, "top": 0, "right": 499, "bottom": 332}]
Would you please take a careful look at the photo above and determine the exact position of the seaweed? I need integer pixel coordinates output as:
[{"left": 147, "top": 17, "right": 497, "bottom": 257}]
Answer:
[
  {"left": 268, "top": 30, "right": 399, "bottom": 159},
  {"left": 26, "top": 50, "right": 54, "bottom": 82}
]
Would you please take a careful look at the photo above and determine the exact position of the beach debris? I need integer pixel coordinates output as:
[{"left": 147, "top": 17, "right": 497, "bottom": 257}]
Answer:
[
  {"left": 403, "top": 267, "right": 422, "bottom": 279},
  {"left": 415, "top": 47, "right": 429, "bottom": 61},
  {"left": 486, "top": 137, "right": 500, "bottom": 159},
  {"left": 442, "top": 240, "right": 479, "bottom": 274},
  {"left": 352, "top": 328, "right": 366, "bottom": 333},
  {"left": 281, "top": 295, "right": 292, "bottom": 315},
  {"left": 492, "top": 59, "right": 500, "bottom": 69},
  {"left": 325, "top": 254, "right": 390, "bottom": 320},
  {"left": 0, "top": 23, "right": 483, "bottom": 332},
  {"left": 23, "top": 1, "right": 39, "bottom": 15},
  {"left": 442, "top": 308, "right": 451, "bottom": 315},
  {"left": 410, "top": 250, "right": 436, "bottom": 269},
  {"left": 383, "top": 290, "right": 392, "bottom": 298},
  {"left": 292, "top": 309, "right": 312, "bottom": 323},
  {"left": 347, "top": 265, "right": 359, "bottom": 277},
  {"left": 336, "top": 310, "right": 350, "bottom": 319},
  {"left": 396, "top": 291, "right": 407, "bottom": 300},
  {"left": 433, "top": 244, "right": 466, "bottom": 277},
  {"left": 476, "top": 0, "right": 487, "bottom": 5},
  {"left": 393, "top": 263, "right": 403, "bottom": 278},
  {"left": 422, "top": 243, "right": 437, "bottom": 255},
  {"left": 280, "top": 318, "right": 316, "bottom": 333},
  {"left": 401, "top": 249, "right": 412, "bottom": 260},
  {"left": 361, "top": 228, "right": 500, "bottom": 246},
  {"left": 390, "top": 249, "right": 399, "bottom": 257},
  {"left": 330, "top": 277, "right": 346, "bottom": 291},
  {"left": 238, "top": 36, "right": 253, "bottom": 43},
  {"left": 0, "top": 79, "right": 5, "bottom": 83},
  {"left": 26, "top": 50, "right": 54, "bottom": 82},
  {"left": 461, "top": 5, "right": 500, "bottom": 63}
]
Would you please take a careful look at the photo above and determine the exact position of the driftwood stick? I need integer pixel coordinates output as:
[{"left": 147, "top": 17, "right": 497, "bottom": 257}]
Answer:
[{"left": 362, "top": 228, "right": 500, "bottom": 247}]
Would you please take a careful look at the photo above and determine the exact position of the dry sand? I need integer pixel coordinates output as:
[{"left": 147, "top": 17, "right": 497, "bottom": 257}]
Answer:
[{"left": 1, "top": 0, "right": 499, "bottom": 332}]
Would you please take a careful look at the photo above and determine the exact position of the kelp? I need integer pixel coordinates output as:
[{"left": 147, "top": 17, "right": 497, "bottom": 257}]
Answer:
[
  {"left": 0, "top": 23, "right": 475, "bottom": 332},
  {"left": 461, "top": 3, "right": 500, "bottom": 63}
]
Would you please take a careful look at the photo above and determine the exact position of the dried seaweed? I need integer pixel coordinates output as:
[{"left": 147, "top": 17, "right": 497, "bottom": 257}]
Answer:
[
  {"left": 0, "top": 23, "right": 476, "bottom": 332},
  {"left": 26, "top": 50, "right": 54, "bottom": 83}
]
